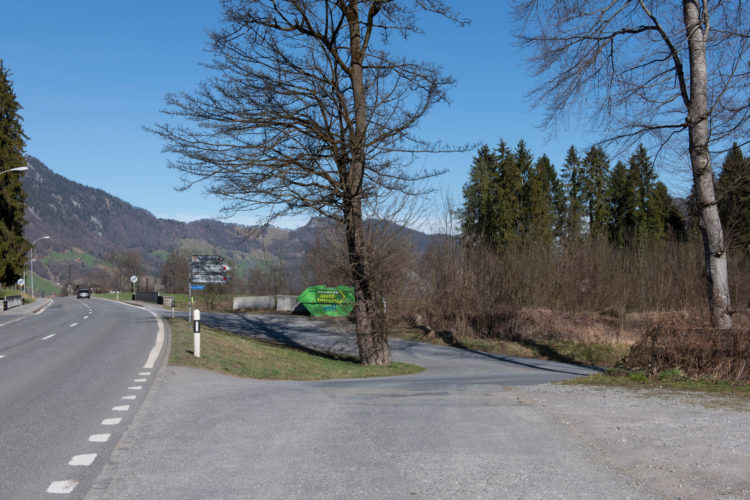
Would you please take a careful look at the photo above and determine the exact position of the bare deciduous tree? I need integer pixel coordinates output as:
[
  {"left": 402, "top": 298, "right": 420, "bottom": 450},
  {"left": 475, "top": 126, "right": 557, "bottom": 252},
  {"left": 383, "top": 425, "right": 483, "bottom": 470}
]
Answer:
[
  {"left": 513, "top": 0, "right": 750, "bottom": 328},
  {"left": 150, "top": 0, "right": 465, "bottom": 364},
  {"left": 161, "top": 250, "right": 189, "bottom": 294}
]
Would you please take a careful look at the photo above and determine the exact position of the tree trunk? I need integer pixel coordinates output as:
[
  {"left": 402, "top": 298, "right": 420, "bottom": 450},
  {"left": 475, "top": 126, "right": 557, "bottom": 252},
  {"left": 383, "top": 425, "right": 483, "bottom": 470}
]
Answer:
[
  {"left": 683, "top": 1, "right": 732, "bottom": 328},
  {"left": 344, "top": 203, "right": 391, "bottom": 365},
  {"left": 343, "top": 0, "right": 391, "bottom": 365}
]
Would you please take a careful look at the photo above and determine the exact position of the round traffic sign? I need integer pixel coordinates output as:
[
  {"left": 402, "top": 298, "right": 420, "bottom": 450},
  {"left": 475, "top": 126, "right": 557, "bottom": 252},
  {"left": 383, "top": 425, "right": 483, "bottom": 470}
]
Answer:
[
  {"left": 130, "top": 275, "right": 138, "bottom": 283},
  {"left": 17, "top": 278, "right": 25, "bottom": 286}
]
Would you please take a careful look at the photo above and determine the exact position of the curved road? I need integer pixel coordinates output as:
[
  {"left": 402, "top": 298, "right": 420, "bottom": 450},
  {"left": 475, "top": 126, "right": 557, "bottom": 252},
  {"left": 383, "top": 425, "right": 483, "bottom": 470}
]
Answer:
[{"left": 0, "top": 298, "right": 165, "bottom": 499}]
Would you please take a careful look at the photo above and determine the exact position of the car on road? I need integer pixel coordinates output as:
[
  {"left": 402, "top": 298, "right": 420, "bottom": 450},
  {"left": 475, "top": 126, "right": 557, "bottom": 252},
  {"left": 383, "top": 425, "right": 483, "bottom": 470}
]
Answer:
[{"left": 77, "top": 289, "right": 91, "bottom": 299}]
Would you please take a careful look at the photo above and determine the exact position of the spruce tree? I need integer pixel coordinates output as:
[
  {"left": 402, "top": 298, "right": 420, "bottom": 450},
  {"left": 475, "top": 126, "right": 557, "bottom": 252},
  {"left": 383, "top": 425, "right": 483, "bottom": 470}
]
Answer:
[
  {"left": 717, "top": 143, "right": 750, "bottom": 251},
  {"left": 561, "top": 146, "right": 584, "bottom": 239},
  {"left": 522, "top": 154, "right": 556, "bottom": 244},
  {"left": 0, "top": 61, "right": 30, "bottom": 286},
  {"left": 646, "top": 181, "right": 673, "bottom": 241},
  {"left": 628, "top": 144, "right": 660, "bottom": 246},
  {"left": 495, "top": 140, "right": 523, "bottom": 247},
  {"left": 607, "top": 160, "right": 637, "bottom": 247},
  {"left": 580, "top": 145, "right": 611, "bottom": 239},
  {"left": 461, "top": 145, "right": 498, "bottom": 244}
]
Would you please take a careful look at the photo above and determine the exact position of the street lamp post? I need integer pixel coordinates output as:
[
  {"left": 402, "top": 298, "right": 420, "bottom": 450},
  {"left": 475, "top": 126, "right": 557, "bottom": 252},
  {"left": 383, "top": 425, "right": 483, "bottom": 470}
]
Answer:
[
  {"left": 30, "top": 236, "right": 50, "bottom": 299},
  {"left": 0, "top": 166, "right": 29, "bottom": 176}
]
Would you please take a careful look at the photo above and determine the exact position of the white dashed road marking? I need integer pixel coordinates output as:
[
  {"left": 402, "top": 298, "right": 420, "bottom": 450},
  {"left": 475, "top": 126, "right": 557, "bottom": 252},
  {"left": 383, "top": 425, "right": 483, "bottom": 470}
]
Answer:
[
  {"left": 88, "top": 434, "right": 110, "bottom": 443},
  {"left": 134, "top": 378, "right": 147, "bottom": 382},
  {"left": 69, "top": 323, "right": 78, "bottom": 327},
  {"left": 128, "top": 386, "right": 143, "bottom": 390},
  {"left": 101, "top": 418, "right": 122, "bottom": 426},
  {"left": 83, "top": 316, "right": 89, "bottom": 319},
  {"left": 112, "top": 405, "right": 130, "bottom": 411},
  {"left": 139, "top": 372, "right": 151, "bottom": 376},
  {"left": 121, "top": 395, "right": 136, "bottom": 400},
  {"left": 41, "top": 334, "right": 55, "bottom": 340},
  {"left": 47, "top": 480, "right": 78, "bottom": 494},
  {"left": 69, "top": 454, "right": 97, "bottom": 466},
  {"left": 0, "top": 355, "right": 5, "bottom": 359}
]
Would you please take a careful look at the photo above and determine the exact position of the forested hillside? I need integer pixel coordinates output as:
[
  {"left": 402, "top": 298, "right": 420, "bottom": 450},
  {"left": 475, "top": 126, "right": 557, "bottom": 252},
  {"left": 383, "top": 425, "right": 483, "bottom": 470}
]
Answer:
[{"left": 21, "top": 157, "right": 435, "bottom": 294}]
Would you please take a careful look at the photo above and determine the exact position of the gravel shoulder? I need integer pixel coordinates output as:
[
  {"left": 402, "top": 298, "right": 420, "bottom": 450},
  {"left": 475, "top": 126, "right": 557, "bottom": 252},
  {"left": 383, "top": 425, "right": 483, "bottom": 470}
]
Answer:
[{"left": 513, "top": 384, "right": 750, "bottom": 499}]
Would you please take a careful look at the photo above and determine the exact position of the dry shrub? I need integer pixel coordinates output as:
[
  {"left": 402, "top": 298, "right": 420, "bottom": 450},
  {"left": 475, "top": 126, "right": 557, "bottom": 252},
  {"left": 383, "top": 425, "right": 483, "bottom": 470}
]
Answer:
[
  {"left": 624, "top": 326, "right": 750, "bottom": 382},
  {"left": 410, "top": 233, "right": 750, "bottom": 343}
]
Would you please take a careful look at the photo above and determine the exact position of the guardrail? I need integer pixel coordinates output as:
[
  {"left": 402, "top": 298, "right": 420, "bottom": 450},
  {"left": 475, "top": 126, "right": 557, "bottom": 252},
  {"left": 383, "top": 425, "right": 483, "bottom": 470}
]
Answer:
[{"left": 2, "top": 295, "right": 23, "bottom": 311}]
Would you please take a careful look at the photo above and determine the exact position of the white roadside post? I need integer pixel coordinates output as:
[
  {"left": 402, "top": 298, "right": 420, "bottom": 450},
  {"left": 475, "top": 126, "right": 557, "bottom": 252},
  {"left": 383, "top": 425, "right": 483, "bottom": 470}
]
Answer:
[{"left": 193, "top": 309, "right": 201, "bottom": 358}]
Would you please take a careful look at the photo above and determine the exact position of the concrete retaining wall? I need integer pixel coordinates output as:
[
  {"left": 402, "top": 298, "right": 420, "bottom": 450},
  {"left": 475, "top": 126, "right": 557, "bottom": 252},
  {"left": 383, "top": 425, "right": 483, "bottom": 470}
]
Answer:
[
  {"left": 275, "top": 295, "right": 300, "bottom": 312},
  {"left": 233, "top": 296, "right": 276, "bottom": 310},
  {"left": 2, "top": 295, "right": 23, "bottom": 311}
]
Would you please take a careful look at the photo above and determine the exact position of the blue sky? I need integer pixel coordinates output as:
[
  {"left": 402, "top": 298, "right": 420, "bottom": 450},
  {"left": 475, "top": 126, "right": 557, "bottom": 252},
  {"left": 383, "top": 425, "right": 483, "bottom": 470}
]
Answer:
[{"left": 1, "top": 1, "right": 691, "bottom": 230}]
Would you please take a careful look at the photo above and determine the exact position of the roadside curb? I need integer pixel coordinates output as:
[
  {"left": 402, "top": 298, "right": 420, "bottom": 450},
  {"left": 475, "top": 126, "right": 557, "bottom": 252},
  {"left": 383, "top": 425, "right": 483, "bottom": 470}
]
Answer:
[{"left": 31, "top": 298, "right": 53, "bottom": 314}]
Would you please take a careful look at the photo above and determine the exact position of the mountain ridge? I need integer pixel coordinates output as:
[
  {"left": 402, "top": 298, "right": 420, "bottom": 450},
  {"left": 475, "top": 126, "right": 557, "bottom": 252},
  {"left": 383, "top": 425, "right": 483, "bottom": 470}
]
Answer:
[{"left": 21, "top": 156, "right": 434, "bottom": 290}]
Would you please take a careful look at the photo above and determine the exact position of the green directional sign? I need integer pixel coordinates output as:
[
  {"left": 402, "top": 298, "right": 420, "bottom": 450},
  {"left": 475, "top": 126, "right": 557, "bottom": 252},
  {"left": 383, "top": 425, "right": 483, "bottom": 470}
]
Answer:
[{"left": 297, "top": 285, "right": 355, "bottom": 317}]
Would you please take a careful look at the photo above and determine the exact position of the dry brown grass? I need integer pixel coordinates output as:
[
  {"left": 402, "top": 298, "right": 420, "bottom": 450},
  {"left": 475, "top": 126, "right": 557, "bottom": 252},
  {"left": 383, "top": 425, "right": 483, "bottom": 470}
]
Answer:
[{"left": 624, "top": 325, "right": 750, "bottom": 382}]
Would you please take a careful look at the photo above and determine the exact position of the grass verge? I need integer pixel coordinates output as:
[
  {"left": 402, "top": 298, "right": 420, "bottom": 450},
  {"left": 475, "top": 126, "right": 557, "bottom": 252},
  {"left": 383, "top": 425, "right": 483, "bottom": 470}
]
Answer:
[
  {"left": 567, "top": 369, "right": 750, "bottom": 397},
  {"left": 390, "top": 326, "right": 630, "bottom": 369},
  {"left": 168, "top": 318, "right": 424, "bottom": 380}
]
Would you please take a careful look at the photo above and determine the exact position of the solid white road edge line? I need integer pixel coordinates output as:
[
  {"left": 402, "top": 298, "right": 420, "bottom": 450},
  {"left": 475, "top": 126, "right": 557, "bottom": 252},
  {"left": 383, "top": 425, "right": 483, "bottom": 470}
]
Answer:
[
  {"left": 143, "top": 309, "right": 164, "bottom": 369},
  {"left": 69, "top": 454, "right": 97, "bottom": 466},
  {"left": 34, "top": 299, "right": 53, "bottom": 315},
  {"left": 105, "top": 300, "right": 165, "bottom": 370},
  {"left": 47, "top": 480, "right": 78, "bottom": 494}
]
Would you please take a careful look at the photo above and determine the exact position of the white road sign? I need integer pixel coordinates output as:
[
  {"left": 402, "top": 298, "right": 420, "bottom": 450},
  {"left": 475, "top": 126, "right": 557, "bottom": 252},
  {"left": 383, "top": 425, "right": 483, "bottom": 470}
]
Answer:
[
  {"left": 192, "top": 263, "right": 231, "bottom": 274},
  {"left": 192, "top": 274, "right": 231, "bottom": 283},
  {"left": 130, "top": 275, "right": 138, "bottom": 283}
]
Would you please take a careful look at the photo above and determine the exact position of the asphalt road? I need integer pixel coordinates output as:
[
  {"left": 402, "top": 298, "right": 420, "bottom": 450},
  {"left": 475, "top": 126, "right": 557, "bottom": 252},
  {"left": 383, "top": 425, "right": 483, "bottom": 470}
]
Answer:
[
  {"left": 0, "top": 297, "right": 165, "bottom": 499},
  {"left": 97, "top": 308, "right": 648, "bottom": 499},
  {"left": 194, "top": 311, "right": 601, "bottom": 386}
]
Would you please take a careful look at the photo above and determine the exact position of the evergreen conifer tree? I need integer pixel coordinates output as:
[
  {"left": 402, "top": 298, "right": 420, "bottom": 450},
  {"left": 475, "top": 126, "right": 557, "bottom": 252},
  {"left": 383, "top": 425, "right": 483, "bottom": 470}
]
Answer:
[
  {"left": 628, "top": 144, "right": 659, "bottom": 246},
  {"left": 561, "top": 146, "right": 584, "bottom": 239},
  {"left": 717, "top": 143, "right": 750, "bottom": 251},
  {"left": 522, "top": 154, "right": 556, "bottom": 244},
  {"left": 0, "top": 61, "right": 30, "bottom": 286},
  {"left": 461, "top": 145, "right": 498, "bottom": 244},
  {"left": 580, "top": 145, "right": 610, "bottom": 239},
  {"left": 494, "top": 140, "right": 523, "bottom": 247},
  {"left": 607, "top": 160, "right": 637, "bottom": 247}
]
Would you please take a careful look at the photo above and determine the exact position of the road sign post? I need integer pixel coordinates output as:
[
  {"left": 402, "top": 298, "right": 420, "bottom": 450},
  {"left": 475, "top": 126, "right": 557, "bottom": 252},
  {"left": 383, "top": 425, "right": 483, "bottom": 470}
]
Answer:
[{"left": 189, "top": 255, "right": 231, "bottom": 322}]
